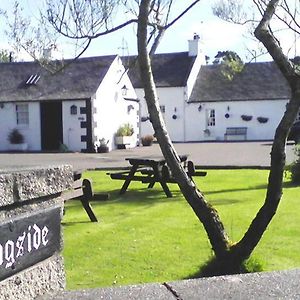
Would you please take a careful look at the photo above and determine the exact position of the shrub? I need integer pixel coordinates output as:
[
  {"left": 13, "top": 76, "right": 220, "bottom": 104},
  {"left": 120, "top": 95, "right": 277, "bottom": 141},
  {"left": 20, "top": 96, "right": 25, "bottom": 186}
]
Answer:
[
  {"left": 8, "top": 129, "right": 24, "bottom": 144},
  {"left": 141, "top": 135, "right": 154, "bottom": 146}
]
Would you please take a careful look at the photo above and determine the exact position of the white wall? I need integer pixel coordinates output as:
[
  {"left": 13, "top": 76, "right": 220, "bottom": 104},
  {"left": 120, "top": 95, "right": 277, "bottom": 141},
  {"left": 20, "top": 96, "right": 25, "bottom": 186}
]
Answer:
[
  {"left": 92, "top": 56, "right": 139, "bottom": 150},
  {"left": 185, "top": 99, "right": 288, "bottom": 141},
  {"left": 138, "top": 87, "right": 186, "bottom": 142},
  {"left": 0, "top": 102, "right": 41, "bottom": 151},
  {"left": 62, "top": 100, "right": 87, "bottom": 152}
]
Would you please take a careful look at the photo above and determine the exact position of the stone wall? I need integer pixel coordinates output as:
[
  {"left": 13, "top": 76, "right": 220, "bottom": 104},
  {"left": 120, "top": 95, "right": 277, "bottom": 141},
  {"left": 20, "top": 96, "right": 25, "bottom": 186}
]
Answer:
[{"left": 0, "top": 165, "right": 73, "bottom": 300}]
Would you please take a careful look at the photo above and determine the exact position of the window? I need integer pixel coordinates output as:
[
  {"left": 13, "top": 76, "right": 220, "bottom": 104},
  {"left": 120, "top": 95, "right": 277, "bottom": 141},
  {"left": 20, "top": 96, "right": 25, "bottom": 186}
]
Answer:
[
  {"left": 16, "top": 104, "right": 29, "bottom": 125},
  {"left": 207, "top": 109, "right": 216, "bottom": 127}
]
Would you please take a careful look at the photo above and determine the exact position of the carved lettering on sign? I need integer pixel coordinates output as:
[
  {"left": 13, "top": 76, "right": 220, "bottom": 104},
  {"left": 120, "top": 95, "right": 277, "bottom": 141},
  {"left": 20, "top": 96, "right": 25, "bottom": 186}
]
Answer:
[
  {"left": 0, "top": 207, "right": 61, "bottom": 281},
  {"left": 0, "top": 224, "right": 50, "bottom": 269}
]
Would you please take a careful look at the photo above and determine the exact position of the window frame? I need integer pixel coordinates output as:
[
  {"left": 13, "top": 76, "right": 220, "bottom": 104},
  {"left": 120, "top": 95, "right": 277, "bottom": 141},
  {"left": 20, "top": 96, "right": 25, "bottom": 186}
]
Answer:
[
  {"left": 16, "top": 103, "right": 29, "bottom": 126},
  {"left": 207, "top": 109, "right": 216, "bottom": 127}
]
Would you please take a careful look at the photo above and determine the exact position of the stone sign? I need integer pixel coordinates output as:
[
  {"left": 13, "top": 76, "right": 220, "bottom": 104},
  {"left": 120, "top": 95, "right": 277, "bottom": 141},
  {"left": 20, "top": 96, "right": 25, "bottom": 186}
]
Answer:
[{"left": 0, "top": 206, "right": 61, "bottom": 281}]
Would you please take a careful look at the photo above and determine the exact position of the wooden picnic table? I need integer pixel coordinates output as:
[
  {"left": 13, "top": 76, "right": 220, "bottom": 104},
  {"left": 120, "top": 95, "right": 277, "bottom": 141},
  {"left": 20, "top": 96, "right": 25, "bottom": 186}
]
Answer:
[{"left": 108, "top": 155, "right": 206, "bottom": 198}]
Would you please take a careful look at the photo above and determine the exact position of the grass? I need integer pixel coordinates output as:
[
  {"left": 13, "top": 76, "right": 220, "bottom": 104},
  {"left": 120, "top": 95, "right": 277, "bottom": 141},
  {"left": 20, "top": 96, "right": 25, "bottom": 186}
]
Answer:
[{"left": 62, "top": 169, "right": 300, "bottom": 290}]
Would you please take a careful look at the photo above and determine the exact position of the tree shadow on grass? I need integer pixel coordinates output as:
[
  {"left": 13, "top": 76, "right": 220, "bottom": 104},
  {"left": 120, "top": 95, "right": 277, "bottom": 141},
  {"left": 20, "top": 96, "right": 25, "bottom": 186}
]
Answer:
[
  {"left": 282, "top": 180, "right": 300, "bottom": 189},
  {"left": 61, "top": 220, "right": 91, "bottom": 226},
  {"left": 98, "top": 188, "right": 183, "bottom": 206},
  {"left": 203, "top": 183, "right": 268, "bottom": 196},
  {"left": 65, "top": 187, "right": 183, "bottom": 211},
  {"left": 185, "top": 256, "right": 264, "bottom": 280}
]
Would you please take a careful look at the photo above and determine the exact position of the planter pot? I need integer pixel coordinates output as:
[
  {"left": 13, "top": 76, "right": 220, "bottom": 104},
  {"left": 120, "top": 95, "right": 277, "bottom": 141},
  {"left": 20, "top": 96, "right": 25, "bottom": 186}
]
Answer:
[
  {"left": 241, "top": 115, "right": 253, "bottom": 121},
  {"left": 257, "top": 117, "right": 269, "bottom": 124},
  {"left": 9, "top": 143, "right": 28, "bottom": 152},
  {"left": 142, "top": 140, "right": 153, "bottom": 146},
  {"left": 115, "top": 136, "right": 132, "bottom": 146},
  {"left": 97, "top": 145, "right": 109, "bottom": 153}
]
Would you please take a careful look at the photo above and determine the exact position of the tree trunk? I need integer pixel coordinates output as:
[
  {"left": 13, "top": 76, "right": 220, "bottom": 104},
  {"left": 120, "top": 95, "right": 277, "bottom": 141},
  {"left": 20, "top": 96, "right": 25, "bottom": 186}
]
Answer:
[
  {"left": 226, "top": 0, "right": 300, "bottom": 264},
  {"left": 138, "top": 0, "right": 300, "bottom": 273},
  {"left": 137, "top": 0, "right": 230, "bottom": 258}
]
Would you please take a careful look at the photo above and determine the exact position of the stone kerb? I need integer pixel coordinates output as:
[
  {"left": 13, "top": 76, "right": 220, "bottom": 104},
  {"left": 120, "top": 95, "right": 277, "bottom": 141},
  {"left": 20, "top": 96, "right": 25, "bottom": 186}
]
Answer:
[{"left": 0, "top": 165, "right": 73, "bottom": 300}]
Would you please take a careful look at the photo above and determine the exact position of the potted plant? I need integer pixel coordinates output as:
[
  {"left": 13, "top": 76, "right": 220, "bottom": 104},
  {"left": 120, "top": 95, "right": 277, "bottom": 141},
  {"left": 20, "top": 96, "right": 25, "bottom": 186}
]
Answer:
[
  {"left": 115, "top": 123, "right": 134, "bottom": 147},
  {"left": 7, "top": 128, "right": 28, "bottom": 151},
  {"left": 97, "top": 138, "right": 109, "bottom": 153},
  {"left": 141, "top": 135, "right": 154, "bottom": 146}
]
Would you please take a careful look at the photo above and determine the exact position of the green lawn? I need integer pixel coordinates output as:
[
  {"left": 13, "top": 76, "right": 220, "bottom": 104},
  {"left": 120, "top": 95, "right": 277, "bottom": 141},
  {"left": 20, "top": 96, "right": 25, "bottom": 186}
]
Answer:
[{"left": 62, "top": 169, "right": 300, "bottom": 290}]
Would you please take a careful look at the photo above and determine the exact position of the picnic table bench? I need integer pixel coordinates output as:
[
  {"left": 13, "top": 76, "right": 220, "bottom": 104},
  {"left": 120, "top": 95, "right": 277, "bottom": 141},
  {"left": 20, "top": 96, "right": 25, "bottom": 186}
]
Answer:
[
  {"left": 62, "top": 172, "right": 108, "bottom": 222},
  {"left": 108, "top": 156, "right": 207, "bottom": 198}
]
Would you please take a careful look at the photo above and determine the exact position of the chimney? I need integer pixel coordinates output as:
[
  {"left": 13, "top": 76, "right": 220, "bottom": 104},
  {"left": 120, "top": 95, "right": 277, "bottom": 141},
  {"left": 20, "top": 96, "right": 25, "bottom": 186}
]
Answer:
[{"left": 188, "top": 33, "right": 201, "bottom": 57}]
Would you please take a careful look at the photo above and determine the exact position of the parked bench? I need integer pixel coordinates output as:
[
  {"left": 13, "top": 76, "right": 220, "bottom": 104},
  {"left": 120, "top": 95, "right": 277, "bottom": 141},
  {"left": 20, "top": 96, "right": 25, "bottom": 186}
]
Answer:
[
  {"left": 224, "top": 127, "right": 247, "bottom": 141},
  {"left": 62, "top": 177, "right": 98, "bottom": 222}
]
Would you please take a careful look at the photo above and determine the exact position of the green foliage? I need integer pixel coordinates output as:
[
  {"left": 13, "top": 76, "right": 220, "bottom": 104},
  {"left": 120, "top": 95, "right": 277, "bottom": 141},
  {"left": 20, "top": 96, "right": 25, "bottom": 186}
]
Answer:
[
  {"left": 0, "top": 49, "right": 12, "bottom": 62},
  {"left": 116, "top": 123, "right": 134, "bottom": 136},
  {"left": 63, "top": 169, "right": 300, "bottom": 289},
  {"left": 213, "top": 50, "right": 244, "bottom": 81},
  {"left": 289, "top": 145, "right": 300, "bottom": 184},
  {"left": 221, "top": 58, "right": 244, "bottom": 81}
]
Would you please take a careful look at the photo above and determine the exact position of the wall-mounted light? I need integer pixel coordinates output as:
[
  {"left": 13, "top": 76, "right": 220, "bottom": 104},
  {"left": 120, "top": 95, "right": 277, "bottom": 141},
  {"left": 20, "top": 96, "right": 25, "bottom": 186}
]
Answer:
[
  {"left": 174, "top": 107, "right": 177, "bottom": 112},
  {"left": 227, "top": 105, "right": 230, "bottom": 111},
  {"left": 121, "top": 84, "right": 128, "bottom": 96},
  {"left": 198, "top": 104, "right": 202, "bottom": 112},
  {"left": 70, "top": 105, "right": 77, "bottom": 115},
  {"left": 127, "top": 105, "right": 134, "bottom": 113}
]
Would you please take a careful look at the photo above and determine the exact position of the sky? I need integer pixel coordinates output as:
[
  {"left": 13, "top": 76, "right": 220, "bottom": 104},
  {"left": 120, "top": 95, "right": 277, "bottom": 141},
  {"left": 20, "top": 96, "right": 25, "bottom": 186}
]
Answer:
[{"left": 0, "top": 1, "right": 298, "bottom": 63}]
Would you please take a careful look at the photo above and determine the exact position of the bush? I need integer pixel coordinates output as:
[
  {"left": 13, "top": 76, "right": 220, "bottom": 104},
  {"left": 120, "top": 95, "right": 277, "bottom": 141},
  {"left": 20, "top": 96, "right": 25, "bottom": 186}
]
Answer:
[
  {"left": 141, "top": 135, "right": 154, "bottom": 146},
  {"left": 8, "top": 129, "right": 24, "bottom": 144},
  {"left": 290, "top": 145, "right": 300, "bottom": 184}
]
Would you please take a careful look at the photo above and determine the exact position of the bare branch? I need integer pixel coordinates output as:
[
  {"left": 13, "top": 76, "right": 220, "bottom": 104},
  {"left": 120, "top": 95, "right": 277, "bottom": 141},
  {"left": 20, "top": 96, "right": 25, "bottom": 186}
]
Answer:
[
  {"left": 254, "top": 0, "right": 295, "bottom": 79},
  {"left": 164, "top": 0, "right": 201, "bottom": 30}
]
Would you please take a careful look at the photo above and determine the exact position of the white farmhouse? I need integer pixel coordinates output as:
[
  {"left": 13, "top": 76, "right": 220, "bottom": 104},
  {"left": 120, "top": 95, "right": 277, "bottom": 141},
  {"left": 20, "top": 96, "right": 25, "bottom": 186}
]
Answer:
[
  {"left": 0, "top": 55, "right": 139, "bottom": 152},
  {"left": 186, "top": 61, "right": 291, "bottom": 141},
  {"left": 128, "top": 35, "right": 205, "bottom": 142},
  {"left": 129, "top": 36, "right": 294, "bottom": 142}
]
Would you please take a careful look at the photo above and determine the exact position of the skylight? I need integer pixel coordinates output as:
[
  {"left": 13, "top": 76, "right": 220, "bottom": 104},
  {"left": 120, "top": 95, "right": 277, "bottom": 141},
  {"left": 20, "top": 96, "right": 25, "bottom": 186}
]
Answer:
[{"left": 25, "top": 74, "right": 40, "bottom": 85}]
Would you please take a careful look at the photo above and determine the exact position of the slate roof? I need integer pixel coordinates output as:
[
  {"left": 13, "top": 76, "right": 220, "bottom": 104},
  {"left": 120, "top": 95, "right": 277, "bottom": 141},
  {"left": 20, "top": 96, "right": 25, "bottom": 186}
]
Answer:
[
  {"left": 125, "top": 52, "right": 196, "bottom": 88},
  {"left": 0, "top": 55, "right": 117, "bottom": 102},
  {"left": 189, "top": 61, "right": 291, "bottom": 102}
]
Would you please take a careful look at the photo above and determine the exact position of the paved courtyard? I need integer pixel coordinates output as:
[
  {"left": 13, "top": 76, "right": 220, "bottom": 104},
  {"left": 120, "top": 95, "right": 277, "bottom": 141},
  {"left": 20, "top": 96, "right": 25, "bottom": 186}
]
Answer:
[{"left": 0, "top": 141, "right": 296, "bottom": 172}]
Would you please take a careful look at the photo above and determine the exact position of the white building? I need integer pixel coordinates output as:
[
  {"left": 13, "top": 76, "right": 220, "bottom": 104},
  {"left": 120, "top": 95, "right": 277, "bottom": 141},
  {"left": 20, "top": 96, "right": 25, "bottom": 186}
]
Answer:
[
  {"left": 128, "top": 35, "right": 206, "bottom": 142},
  {"left": 186, "top": 61, "right": 291, "bottom": 141},
  {"left": 0, "top": 55, "right": 139, "bottom": 152},
  {"left": 129, "top": 37, "right": 292, "bottom": 142}
]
